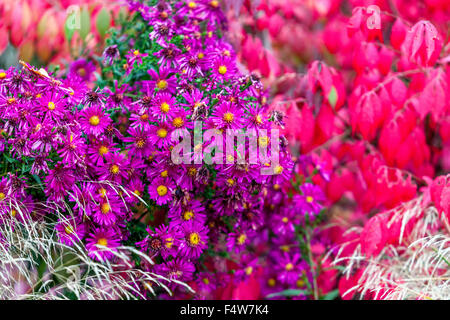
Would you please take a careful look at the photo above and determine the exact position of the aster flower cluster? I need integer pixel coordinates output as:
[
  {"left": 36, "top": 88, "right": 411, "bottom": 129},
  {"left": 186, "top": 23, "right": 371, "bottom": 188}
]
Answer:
[
  {"left": 95, "top": 0, "right": 328, "bottom": 299},
  {"left": 0, "top": 0, "right": 329, "bottom": 300}
]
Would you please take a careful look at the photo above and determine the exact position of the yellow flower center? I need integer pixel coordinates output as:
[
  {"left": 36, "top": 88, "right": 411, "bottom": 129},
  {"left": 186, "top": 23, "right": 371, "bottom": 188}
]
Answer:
[
  {"left": 48, "top": 101, "right": 56, "bottom": 110},
  {"left": 157, "top": 185, "right": 168, "bottom": 196},
  {"left": 285, "top": 263, "right": 294, "bottom": 271},
  {"left": 189, "top": 232, "right": 200, "bottom": 245},
  {"left": 306, "top": 196, "right": 314, "bottom": 203},
  {"left": 218, "top": 65, "right": 227, "bottom": 75},
  {"left": 110, "top": 164, "right": 120, "bottom": 174},
  {"left": 172, "top": 117, "right": 184, "bottom": 128},
  {"left": 202, "top": 277, "right": 209, "bottom": 285},
  {"left": 157, "top": 128, "right": 168, "bottom": 138},
  {"left": 134, "top": 190, "right": 141, "bottom": 197},
  {"left": 78, "top": 68, "right": 86, "bottom": 77},
  {"left": 99, "top": 188, "right": 107, "bottom": 197},
  {"left": 188, "top": 167, "right": 197, "bottom": 176},
  {"left": 140, "top": 114, "right": 149, "bottom": 121},
  {"left": 11, "top": 209, "right": 17, "bottom": 217},
  {"left": 156, "top": 80, "right": 168, "bottom": 90},
  {"left": 0, "top": 192, "right": 5, "bottom": 200},
  {"left": 89, "top": 115, "right": 100, "bottom": 126},
  {"left": 133, "top": 50, "right": 140, "bottom": 56},
  {"left": 282, "top": 217, "right": 289, "bottom": 223},
  {"left": 165, "top": 237, "right": 173, "bottom": 249},
  {"left": 255, "top": 115, "right": 263, "bottom": 124},
  {"left": 223, "top": 112, "right": 234, "bottom": 123},
  {"left": 258, "top": 136, "right": 269, "bottom": 147},
  {"left": 245, "top": 266, "right": 253, "bottom": 275},
  {"left": 223, "top": 50, "right": 230, "bottom": 56},
  {"left": 160, "top": 102, "right": 170, "bottom": 113},
  {"left": 188, "top": 1, "right": 197, "bottom": 8},
  {"left": 273, "top": 184, "right": 280, "bottom": 190},
  {"left": 274, "top": 165, "right": 284, "bottom": 175},
  {"left": 160, "top": 170, "right": 168, "bottom": 178},
  {"left": 0, "top": 72, "right": 6, "bottom": 79},
  {"left": 97, "top": 238, "right": 108, "bottom": 247},
  {"left": 210, "top": 0, "right": 219, "bottom": 8},
  {"left": 99, "top": 145, "right": 109, "bottom": 155},
  {"left": 136, "top": 138, "right": 146, "bottom": 148},
  {"left": 227, "top": 178, "right": 235, "bottom": 186},
  {"left": 183, "top": 210, "right": 194, "bottom": 220},
  {"left": 101, "top": 203, "right": 111, "bottom": 214},
  {"left": 281, "top": 245, "right": 290, "bottom": 252},
  {"left": 197, "top": 52, "right": 204, "bottom": 59},
  {"left": 268, "top": 278, "right": 276, "bottom": 287},
  {"left": 65, "top": 225, "right": 74, "bottom": 234},
  {"left": 296, "top": 279, "right": 305, "bottom": 287},
  {"left": 237, "top": 233, "right": 247, "bottom": 245}
]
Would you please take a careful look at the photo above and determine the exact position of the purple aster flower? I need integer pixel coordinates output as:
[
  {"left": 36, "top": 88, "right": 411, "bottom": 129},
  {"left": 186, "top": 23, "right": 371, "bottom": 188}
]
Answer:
[
  {"left": 148, "top": 123, "right": 173, "bottom": 149},
  {"left": 149, "top": 20, "right": 175, "bottom": 45},
  {"left": 102, "top": 45, "right": 120, "bottom": 66},
  {"left": 168, "top": 199, "right": 206, "bottom": 226},
  {"left": 69, "top": 58, "right": 96, "bottom": 82},
  {"left": 92, "top": 196, "right": 123, "bottom": 226},
  {"left": 154, "top": 43, "right": 181, "bottom": 67},
  {"left": 87, "top": 138, "right": 119, "bottom": 165},
  {"left": 97, "top": 153, "right": 129, "bottom": 183},
  {"left": 80, "top": 105, "right": 112, "bottom": 137},
  {"left": 123, "top": 126, "right": 153, "bottom": 158},
  {"left": 148, "top": 178, "right": 175, "bottom": 205},
  {"left": 150, "top": 92, "right": 177, "bottom": 122},
  {"left": 86, "top": 227, "right": 120, "bottom": 261},
  {"left": 146, "top": 67, "right": 177, "bottom": 94},
  {"left": 226, "top": 227, "right": 255, "bottom": 254},
  {"left": 156, "top": 258, "right": 195, "bottom": 284},
  {"left": 210, "top": 56, "right": 237, "bottom": 81},
  {"left": 274, "top": 252, "right": 306, "bottom": 286},
  {"left": 55, "top": 217, "right": 86, "bottom": 246},
  {"left": 296, "top": 183, "right": 326, "bottom": 216},
  {"left": 178, "top": 220, "right": 209, "bottom": 259},
  {"left": 57, "top": 130, "right": 86, "bottom": 165},
  {"left": 211, "top": 101, "right": 245, "bottom": 130}
]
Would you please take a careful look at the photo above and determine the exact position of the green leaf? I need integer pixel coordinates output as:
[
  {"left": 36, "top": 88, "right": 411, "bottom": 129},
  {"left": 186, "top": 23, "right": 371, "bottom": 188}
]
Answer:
[
  {"left": 79, "top": 8, "right": 91, "bottom": 40},
  {"left": 96, "top": 8, "right": 111, "bottom": 38},
  {"left": 328, "top": 86, "right": 338, "bottom": 109},
  {"left": 265, "top": 289, "right": 308, "bottom": 299},
  {"left": 321, "top": 289, "right": 339, "bottom": 300},
  {"left": 64, "top": 11, "right": 78, "bottom": 42}
]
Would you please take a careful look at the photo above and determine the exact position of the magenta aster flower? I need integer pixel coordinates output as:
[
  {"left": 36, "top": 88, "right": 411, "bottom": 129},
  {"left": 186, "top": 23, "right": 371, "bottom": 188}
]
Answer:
[
  {"left": 156, "top": 258, "right": 195, "bottom": 283},
  {"left": 178, "top": 220, "right": 209, "bottom": 259},
  {"left": 148, "top": 123, "right": 173, "bottom": 149},
  {"left": 147, "top": 67, "right": 177, "bottom": 94},
  {"left": 87, "top": 138, "right": 119, "bottom": 165},
  {"left": 55, "top": 217, "right": 86, "bottom": 246},
  {"left": 92, "top": 197, "right": 123, "bottom": 226},
  {"left": 69, "top": 58, "right": 96, "bottom": 82},
  {"left": 296, "top": 183, "right": 326, "bottom": 216},
  {"left": 210, "top": 56, "right": 237, "bottom": 81},
  {"left": 274, "top": 252, "right": 307, "bottom": 286},
  {"left": 168, "top": 199, "right": 206, "bottom": 226},
  {"left": 123, "top": 126, "right": 153, "bottom": 158},
  {"left": 211, "top": 101, "right": 245, "bottom": 129},
  {"left": 97, "top": 153, "right": 129, "bottom": 183},
  {"left": 148, "top": 178, "right": 175, "bottom": 205},
  {"left": 150, "top": 92, "right": 177, "bottom": 122},
  {"left": 86, "top": 228, "right": 120, "bottom": 261},
  {"left": 80, "top": 105, "right": 112, "bottom": 137}
]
